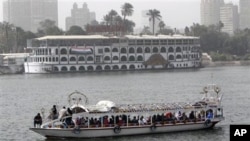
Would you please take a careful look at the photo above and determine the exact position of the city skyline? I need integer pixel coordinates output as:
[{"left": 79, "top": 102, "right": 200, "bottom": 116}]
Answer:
[{"left": 0, "top": 0, "right": 239, "bottom": 31}]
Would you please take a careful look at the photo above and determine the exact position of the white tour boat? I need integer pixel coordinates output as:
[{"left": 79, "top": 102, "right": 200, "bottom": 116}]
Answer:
[
  {"left": 24, "top": 34, "right": 201, "bottom": 73},
  {"left": 30, "top": 84, "right": 224, "bottom": 139}
]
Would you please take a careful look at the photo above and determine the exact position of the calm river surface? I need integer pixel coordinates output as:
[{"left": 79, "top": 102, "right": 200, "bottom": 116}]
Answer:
[{"left": 1, "top": 66, "right": 250, "bottom": 141}]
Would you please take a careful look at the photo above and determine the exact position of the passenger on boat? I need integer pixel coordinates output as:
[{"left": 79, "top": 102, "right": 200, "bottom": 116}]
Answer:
[
  {"left": 139, "top": 116, "right": 147, "bottom": 125},
  {"left": 65, "top": 108, "right": 73, "bottom": 125},
  {"left": 34, "top": 113, "right": 42, "bottom": 128},
  {"left": 58, "top": 106, "right": 67, "bottom": 121},
  {"left": 49, "top": 105, "right": 58, "bottom": 120},
  {"left": 206, "top": 110, "right": 213, "bottom": 119},
  {"left": 189, "top": 111, "right": 195, "bottom": 120}
]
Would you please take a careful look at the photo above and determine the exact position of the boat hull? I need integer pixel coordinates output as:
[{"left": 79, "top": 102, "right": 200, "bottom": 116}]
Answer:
[{"left": 30, "top": 120, "right": 219, "bottom": 139}]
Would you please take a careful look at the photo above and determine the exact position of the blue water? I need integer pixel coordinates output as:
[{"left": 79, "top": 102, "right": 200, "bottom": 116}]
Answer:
[{"left": 0, "top": 66, "right": 250, "bottom": 141}]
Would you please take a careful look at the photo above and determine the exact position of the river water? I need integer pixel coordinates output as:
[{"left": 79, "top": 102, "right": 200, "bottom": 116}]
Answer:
[{"left": 0, "top": 66, "right": 250, "bottom": 141}]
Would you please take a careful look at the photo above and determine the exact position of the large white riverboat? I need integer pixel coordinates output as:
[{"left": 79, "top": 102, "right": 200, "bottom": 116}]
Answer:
[
  {"left": 30, "top": 84, "right": 224, "bottom": 139},
  {"left": 24, "top": 34, "right": 201, "bottom": 73}
]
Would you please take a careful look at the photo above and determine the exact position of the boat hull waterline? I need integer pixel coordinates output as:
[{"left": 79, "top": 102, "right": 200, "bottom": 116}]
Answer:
[{"left": 30, "top": 120, "right": 221, "bottom": 138}]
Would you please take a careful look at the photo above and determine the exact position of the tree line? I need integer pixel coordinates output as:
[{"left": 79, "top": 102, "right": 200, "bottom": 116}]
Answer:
[{"left": 1, "top": 2, "right": 250, "bottom": 61}]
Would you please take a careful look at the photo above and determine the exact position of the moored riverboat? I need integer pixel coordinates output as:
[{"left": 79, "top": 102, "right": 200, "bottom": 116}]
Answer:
[
  {"left": 30, "top": 84, "right": 224, "bottom": 139},
  {"left": 24, "top": 34, "right": 201, "bottom": 73}
]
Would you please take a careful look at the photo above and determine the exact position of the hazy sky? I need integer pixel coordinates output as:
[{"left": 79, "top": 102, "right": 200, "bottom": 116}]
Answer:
[{"left": 0, "top": 0, "right": 239, "bottom": 31}]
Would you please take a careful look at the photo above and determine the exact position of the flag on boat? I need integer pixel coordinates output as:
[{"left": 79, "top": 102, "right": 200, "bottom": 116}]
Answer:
[{"left": 70, "top": 46, "right": 93, "bottom": 54}]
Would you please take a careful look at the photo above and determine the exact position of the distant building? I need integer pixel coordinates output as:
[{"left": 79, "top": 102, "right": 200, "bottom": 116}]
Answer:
[
  {"left": 220, "top": 3, "right": 239, "bottom": 35},
  {"left": 239, "top": 0, "right": 250, "bottom": 29},
  {"left": 200, "top": 0, "right": 224, "bottom": 26},
  {"left": 3, "top": 0, "right": 58, "bottom": 32},
  {"left": 65, "top": 2, "right": 96, "bottom": 31}
]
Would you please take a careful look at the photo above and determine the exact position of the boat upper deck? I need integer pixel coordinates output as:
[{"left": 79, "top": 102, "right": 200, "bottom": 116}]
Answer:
[{"left": 27, "top": 34, "right": 200, "bottom": 48}]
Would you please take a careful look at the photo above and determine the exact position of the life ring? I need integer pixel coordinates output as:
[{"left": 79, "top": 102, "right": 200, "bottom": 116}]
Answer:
[
  {"left": 150, "top": 125, "right": 156, "bottom": 131},
  {"left": 113, "top": 126, "right": 121, "bottom": 134},
  {"left": 204, "top": 119, "right": 211, "bottom": 126},
  {"left": 73, "top": 127, "right": 81, "bottom": 134}
]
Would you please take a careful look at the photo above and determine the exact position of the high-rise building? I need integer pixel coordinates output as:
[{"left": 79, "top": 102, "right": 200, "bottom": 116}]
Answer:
[
  {"left": 220, "top": 3, "right": 239, "bottom": 35},
  {"left": 239, "top": 0, "right": 250, "bottom": 29},
  {"left": 200, "top": 0, "right": 224, "bottom": 26},
  {"left": 65, "top": 3, "right": 96, "bottom": 31},
  {"left": 3, "top": 0, "right": 58, "bottom": 32}
]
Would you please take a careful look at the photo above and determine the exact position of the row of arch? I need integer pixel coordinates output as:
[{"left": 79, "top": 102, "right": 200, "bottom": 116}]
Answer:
[
  {"left": 32, "top": 53, "right": 199, "bottom": 63},
  {"left": 53, "top": 65, "right": 139, "bottom": 72},
  {"left": 58, "top": 46, "right": 198, "bottom": 55}
]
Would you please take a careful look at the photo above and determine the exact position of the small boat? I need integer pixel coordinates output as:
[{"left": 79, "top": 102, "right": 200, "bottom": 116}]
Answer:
[{"left": 30, "top": 84, "right": 225, "bottom": 139}]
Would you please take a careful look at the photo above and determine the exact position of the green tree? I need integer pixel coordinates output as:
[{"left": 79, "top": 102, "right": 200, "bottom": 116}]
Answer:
[
  {"left": 121, "top": 3, "right": 133, "bottom": 33},
  {"left": 158, "top": 21, "right": 165, "bottom": 33},
  {"left": 37, "top": 19, "right": 63, "bottom": 36},
  {"left": 146, "top": 9, "right": 161, "bottom": 35},
  {"left": 66, "top": 26, "right": 86, "bottom": 35}
]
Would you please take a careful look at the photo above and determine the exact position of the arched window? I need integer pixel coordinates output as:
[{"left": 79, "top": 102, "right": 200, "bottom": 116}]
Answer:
[
  {"left": 160, "top": 47, "right": 166, "bottom": 53},
  {"left": 153, "top": 47, "right": 158, "bottom": 53},
  {"left": 137, "top": 47, "right": 143, "bottom": 53},
  {"left": 113, "top": 65, "right": 119, "bottom": 70},
  {"left": 70, "top": 57, "right": 76, "bottom": 61},
  {"left": 112, "top": 48, "right": 118, "bottom": 52},
  {"left": 87, "top": 56, "right": 94, "bottom": 61},
  {"left": 129, "top": 56, "right": 135, "bottom": 61},
  {"left": 104, "top": 48, "right": 110, "bottom": 53},
  {"left": 129, "top": 65, "right": 135, "bottom": 69},
  {"left": 121, "top": 56, "right": 127, "bottom": 62},
  {"left": 121, "top": 48, "right": 127, "bottom": 53},
  {"left": 176, "top": 54, "right": 182, "bottom": 59},
  {"left": 112, "top": 56, "right": 119, "bottom": 61},
  {"left": 121, "top": 65, "right": 127, "bottom": 70},
  {"left": 70, "top": 66, "right": 77, "bottom": 71},
  {"left": 176, "top": 47, "right": 182, "bottom": 52},
  {"left": 60, "top": 48, "right": 67, "bottom": 54},
  {"left": 61, "top": 57, "right": 67, "bottom": 62},
  {"left": 78, "top": 56, "right": 85, "bottom": 61},
  {"left": 61, "top": 66, "right": 68, "bottom": 71},
  {"left": 137, "top": 56, "right": 143, "bottom": 61},
  {"left": 168, "top": 55, "right": 175, "bottom": 60},
  {"left": 168, "top": 47, "right": 174, "bottom": 52},
  {"left": 104, "top": 65, "right": 111, "bottom": 70},
  {"left": 96, "top": 65, "right": 102, "bottom": 71},
  {"left": 79, "top": 66, "right": 85, "bottom": 71},
  {"left": 87, "top": 66, "right": 94, "bottom": 71},
  {"left": 104, "top": 56, "right": 111, "bottom": 61},
  {"left": 129, "top": 47, "right": 135, "bottom": 53},
  {"left": 145, "top": 47, "right": 151, "bottom": 53}
]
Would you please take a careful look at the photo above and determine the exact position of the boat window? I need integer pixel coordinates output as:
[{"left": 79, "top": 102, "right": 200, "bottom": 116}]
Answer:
[
  {"left": 153, "top": 47, "right": 158, "bottom": 53},
  {"left": 129, "top": 56, "right": 135, "bottom": 61},
  {"left": 104, "top": 48, "right": 110, "bottom": 53},
  {"left": 145, "top": 47, "right": 150, "bottom": 53},
  {"left": 152, "top": 40, "right": 159, "bottom": 45},
  {"left": 121, "top": 56, "right": 127, "bottom": 62},
  {"left": 129, "top": 47, "right": 135, "bottom": 53},
  {"left": 137, "top": 47, "right": 143, "bottom": 53},
  {"left": 137, "top": 55, "right": 143, "bottom": 61},
  {"left": 112, "top": 48, "right": 118, "bottom": 52},
  {"left": 121, "top": 48, "right": 127, "bottom": 53},
  {"left": 98, "top": 49, "right": 103, "bottom": 54}
]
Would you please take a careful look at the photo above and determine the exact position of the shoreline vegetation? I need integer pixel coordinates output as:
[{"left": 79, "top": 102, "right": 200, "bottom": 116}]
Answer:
[{"left": 202, "top": 60, "right": 250, "bottom": 67}]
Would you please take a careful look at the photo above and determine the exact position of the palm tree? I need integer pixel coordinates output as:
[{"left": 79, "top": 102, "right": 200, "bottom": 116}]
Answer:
[
  {"left": 121, "top": 3, "right": 133, "bottom": 32},
  {"left": 158, "top": 21, "right": 165, "bottom": 33},
  {"left": 147, "top": 9, "right": 161, "bottom": 35}
]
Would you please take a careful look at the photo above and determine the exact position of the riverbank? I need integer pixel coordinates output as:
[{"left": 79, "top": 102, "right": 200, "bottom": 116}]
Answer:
[{"left": 202, "top": 60, "right": 250, "bottom": 67}]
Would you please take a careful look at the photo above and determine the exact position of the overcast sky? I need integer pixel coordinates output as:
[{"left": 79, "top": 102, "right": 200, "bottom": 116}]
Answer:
[{"left": 0, "top": 0, "right": 239, "bottom": 31}]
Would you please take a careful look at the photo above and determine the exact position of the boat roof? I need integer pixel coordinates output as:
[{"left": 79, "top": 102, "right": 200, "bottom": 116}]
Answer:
[
  {"left": 84, "top": 101, "right": 214, "bottom": 114},
  {"left": 34, "top": 34, "right": 199, "bottom": 41}
]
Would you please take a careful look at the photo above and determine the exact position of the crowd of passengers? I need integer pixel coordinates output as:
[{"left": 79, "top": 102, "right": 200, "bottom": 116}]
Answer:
[
  {"left": 34, "top": 105, "right": 214, "bottom": 128},
  {"left": 65, "top": 109, "right": 214, "bottom": 128}
]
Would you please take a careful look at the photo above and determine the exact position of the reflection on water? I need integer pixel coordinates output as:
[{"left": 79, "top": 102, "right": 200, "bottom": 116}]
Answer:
[{"left": 1, "top": 66, "right": 250, "bottom": 141}]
